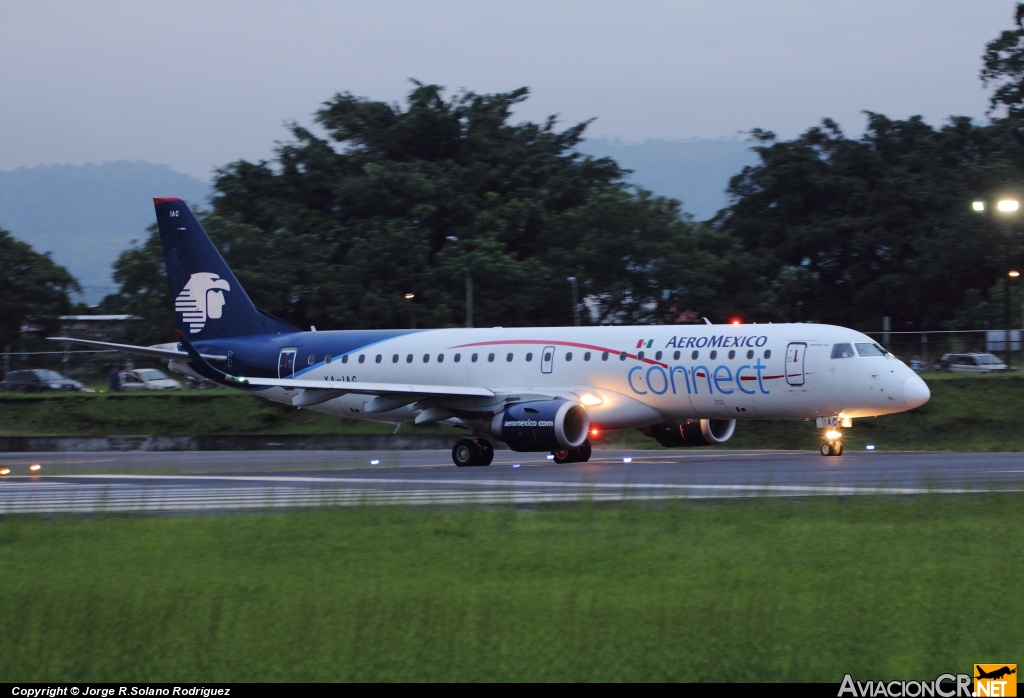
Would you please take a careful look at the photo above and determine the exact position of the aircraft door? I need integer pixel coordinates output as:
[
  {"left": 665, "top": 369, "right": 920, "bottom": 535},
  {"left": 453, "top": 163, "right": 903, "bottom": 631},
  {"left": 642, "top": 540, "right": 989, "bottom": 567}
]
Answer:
[
  {"left": 278, "top": 348, "right": 297, "bottom": 379},
  {"left": 541, "top": 346, "right": 555, "bottom": 374},
  {"left": 786, "top": 342, "right": 807, "bottom": 386}
]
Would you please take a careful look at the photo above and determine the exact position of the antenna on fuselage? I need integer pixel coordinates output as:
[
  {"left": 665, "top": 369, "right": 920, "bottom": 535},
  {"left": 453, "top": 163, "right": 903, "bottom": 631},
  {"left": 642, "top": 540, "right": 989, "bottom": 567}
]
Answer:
[{"left": 702, "top": 317, "right": 712, "bottom": 325}]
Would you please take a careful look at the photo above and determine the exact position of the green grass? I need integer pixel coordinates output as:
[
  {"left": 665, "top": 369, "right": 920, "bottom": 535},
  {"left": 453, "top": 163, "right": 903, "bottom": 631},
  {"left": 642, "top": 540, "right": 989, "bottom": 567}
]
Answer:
[
  {"left": 3, "top": 374, "right": 1024, "bottom": 451},
  {"left": 1, "top": 496, "right": 1020, "bottom": 681}
]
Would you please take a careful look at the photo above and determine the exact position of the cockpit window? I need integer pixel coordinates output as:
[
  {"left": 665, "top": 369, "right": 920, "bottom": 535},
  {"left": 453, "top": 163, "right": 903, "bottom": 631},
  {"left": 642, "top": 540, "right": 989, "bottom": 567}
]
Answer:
[
  {"left": 831, "top": 343, "right": 855, "bottom": 359},
  {"left": 855, "top": 342, "right": 888, "bottom": 357}
]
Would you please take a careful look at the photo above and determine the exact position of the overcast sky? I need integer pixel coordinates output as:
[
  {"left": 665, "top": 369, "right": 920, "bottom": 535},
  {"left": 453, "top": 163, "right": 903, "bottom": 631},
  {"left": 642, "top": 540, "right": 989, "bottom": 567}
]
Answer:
[{"left": 0, "top": 1, "right": 1015, "bottom": 181}]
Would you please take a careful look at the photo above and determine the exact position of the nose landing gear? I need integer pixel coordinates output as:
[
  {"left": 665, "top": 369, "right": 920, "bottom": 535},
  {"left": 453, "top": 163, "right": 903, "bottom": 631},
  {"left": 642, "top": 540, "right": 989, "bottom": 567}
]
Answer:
[{"left": 820, "top": 429, "right": 843, "bottom": 457}]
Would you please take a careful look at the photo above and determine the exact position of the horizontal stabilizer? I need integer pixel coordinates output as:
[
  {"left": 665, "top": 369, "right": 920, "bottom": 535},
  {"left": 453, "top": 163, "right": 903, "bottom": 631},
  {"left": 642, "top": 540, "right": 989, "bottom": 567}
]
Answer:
[{"left": 47, "top": 336, "right": 227, "bottom": 363}]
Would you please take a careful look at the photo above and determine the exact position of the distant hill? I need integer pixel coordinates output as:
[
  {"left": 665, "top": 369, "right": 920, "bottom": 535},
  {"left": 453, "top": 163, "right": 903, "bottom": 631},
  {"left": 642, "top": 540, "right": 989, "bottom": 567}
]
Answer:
[
  {"left": 0, "top": 142, "right": 757, "bottom": 305},
  {"left": 0, "top": 162, "right": 210, "bottom": 305},
  {"left": 578, "top": 138, "right": 759, "bottom": 220}
]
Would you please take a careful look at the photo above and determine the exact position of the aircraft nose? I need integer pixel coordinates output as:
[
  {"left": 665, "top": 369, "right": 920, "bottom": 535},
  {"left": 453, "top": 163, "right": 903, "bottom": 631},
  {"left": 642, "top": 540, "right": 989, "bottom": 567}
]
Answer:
[{"left": 902, "top": 372, "right": 930, "bottom": 408}]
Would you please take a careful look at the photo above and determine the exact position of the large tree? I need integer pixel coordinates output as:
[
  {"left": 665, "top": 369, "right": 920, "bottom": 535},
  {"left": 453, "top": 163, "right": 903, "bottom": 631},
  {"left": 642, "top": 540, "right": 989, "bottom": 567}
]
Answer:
[
  {"left": 0, "top": 228, "right": 80, "bottom": 347},
  {"left": 108, "top": 83, "right": 743, "bottom": 330}
]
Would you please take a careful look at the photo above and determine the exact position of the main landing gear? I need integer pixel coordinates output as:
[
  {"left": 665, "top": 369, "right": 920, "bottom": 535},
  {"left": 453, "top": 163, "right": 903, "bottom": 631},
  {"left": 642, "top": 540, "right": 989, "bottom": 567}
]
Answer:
[
  {"left": 552, "top": 440, "right": 593, "bottom": 464},
  {"left": 452, "top": 438, "right": 494, "bottom": 467}
]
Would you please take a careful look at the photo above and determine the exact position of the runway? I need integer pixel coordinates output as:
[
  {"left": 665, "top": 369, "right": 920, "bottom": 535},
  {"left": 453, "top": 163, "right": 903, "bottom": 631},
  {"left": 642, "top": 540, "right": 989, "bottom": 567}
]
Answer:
[{"left": 1, "top": 449, "right": 1022, "bottom": 514}]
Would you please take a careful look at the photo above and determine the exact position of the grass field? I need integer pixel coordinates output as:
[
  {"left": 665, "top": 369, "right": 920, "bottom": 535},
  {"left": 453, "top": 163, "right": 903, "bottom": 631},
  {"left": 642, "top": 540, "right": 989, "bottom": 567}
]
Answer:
[
  {"left": 2, "top": 373, "right": 1023, "bottom": 451},
  {"left": 0, "top": 496, "right": 1020, "bottom": 682}
]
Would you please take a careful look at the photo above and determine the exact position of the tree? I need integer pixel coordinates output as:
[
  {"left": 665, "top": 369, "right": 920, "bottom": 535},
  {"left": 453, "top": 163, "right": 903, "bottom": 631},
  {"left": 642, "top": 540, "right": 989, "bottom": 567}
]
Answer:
[
  {"left": 0, "top": 228, "right": 81, "bottom": 347},
  {"left": 982, "top": 3, "right": 1024, "bottom": 116},
  {"left": 110, "top": 82, "right": 738, "bottom": 329},
  {"left": 717, "top": 113, "right": 1024, "bottom": 331}
]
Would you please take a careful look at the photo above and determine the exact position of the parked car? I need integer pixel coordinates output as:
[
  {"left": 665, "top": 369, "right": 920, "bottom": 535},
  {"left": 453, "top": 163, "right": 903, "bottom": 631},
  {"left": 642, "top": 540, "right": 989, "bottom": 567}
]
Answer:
[
  {"left": 2, "top": 369, "right": 89, "bottom": 393},
  {"left": 938, "top": 352, "right": 1009, "bottom": 373},
  {"left": 118, "top": 368, "right": 182, "bottom": 390}
]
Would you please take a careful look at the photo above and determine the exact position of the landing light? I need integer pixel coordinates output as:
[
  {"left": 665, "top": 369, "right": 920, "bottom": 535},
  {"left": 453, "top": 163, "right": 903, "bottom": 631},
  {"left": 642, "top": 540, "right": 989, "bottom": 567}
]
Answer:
[
  {"left": 0, "top": 468, "right": 9, "bottom": 476},
  {"left": 29, "top": 464, "right": 41, "bottom": 472},
  {"left": 579, "top": 393, "right": 603, "bottom": 406},
  {"left": 825, "top": 430, "right": 842, "bottom": 440},
  {"left": 973, "top": 201, "right": 986, "bottom": 212},
  {"left": 998, "top": 199, "right": 1020, "bottom": 213},
  {"left": 546, "top": 454, "right": 555, "bottom": 460},
  {"left": 623, "top": 457, "right": 633, "bottom": 464},
  {"left": 866, "top": 445, "right": 875, "bottom": 451},
  {"left": 512, "top": 463, "right": 521, "bottom": 468},
  {"left": 370, "top": 459, "right": 380, "bottom": 465}
]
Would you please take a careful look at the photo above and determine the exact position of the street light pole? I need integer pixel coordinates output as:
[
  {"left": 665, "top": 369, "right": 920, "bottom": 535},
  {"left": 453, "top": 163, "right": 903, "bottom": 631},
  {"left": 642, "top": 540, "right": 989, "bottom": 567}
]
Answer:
[
  {"left": 973, "top": 197, "right": 1020, "bottom": 365},
  {"left": 567, "top": 276, "right": 580, "bottom": 326},
  {"left": 445, "top": 236, "right": 473, "bottom": 327},
  {"left": 404, "top": 293, "right": 415, "bottom": 329}
]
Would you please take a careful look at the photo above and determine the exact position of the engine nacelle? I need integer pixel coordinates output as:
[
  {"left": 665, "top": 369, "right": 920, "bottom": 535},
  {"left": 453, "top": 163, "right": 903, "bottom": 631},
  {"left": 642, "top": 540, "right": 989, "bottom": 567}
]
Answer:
[
  {"left": 643, "top": 419, "right": 736, "bottom": 447},
  {"left": 491, "top": 400, "right": 590, "bottom": 452}
]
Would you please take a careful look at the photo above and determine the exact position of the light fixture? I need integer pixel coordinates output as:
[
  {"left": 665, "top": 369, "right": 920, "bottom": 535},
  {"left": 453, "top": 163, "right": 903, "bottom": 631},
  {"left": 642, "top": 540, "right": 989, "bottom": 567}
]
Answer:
[
  {"left": 997, "top": 199, "right": 1020, "bottom": 213},
  {"left": 973, "top": 201, "right": 986, "bottom": 212}
]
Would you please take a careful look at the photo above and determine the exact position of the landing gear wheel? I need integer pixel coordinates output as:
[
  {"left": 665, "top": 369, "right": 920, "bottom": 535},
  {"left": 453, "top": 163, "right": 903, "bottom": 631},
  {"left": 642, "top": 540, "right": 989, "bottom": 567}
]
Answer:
[
  {"left": 576, "top": 440, "right": 592, "bottom": 462},
  {"left": 453, "top": 439, "right": 481, "bottom": 467},
  {"left": 478, "top": 440, "right": 494, "bottom": 466},
  {"left": 819, "top": 441, "right": 843, "bottom": 457},
  {"left": 551, "top": 440, "right": 592, "bottom": 464}
]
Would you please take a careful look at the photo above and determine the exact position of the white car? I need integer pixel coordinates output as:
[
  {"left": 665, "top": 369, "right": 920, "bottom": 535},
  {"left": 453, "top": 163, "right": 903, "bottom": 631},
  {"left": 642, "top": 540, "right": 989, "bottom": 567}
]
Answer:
[
  {"left": 940, "top": 353, "right": 1008, "bottom": 373},
  {"left": 118, "top": 368, "right": 182, "bottom": 390}
]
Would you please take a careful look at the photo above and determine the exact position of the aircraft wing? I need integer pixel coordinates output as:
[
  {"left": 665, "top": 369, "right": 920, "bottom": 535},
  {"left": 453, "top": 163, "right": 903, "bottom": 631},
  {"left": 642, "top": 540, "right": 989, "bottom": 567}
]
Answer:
[
  {"left": 239, "top": 375, "right": 494, "bottom": 400},
  {"left": 47, "top": 336, "right": 228, "bottom": 363}
]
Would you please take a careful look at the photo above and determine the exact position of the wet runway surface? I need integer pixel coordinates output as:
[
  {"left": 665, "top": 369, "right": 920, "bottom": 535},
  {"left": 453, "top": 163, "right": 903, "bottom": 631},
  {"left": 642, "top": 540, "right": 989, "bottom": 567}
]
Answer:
[{"left": 1, "top": 449, "right": 1022, "bottom": 514}]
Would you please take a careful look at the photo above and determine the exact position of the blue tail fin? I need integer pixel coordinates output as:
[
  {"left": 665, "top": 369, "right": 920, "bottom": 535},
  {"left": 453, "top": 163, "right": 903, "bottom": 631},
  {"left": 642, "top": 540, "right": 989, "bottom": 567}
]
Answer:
[{"left": 154, "top": 198, "right": 298, "bottom": 339}]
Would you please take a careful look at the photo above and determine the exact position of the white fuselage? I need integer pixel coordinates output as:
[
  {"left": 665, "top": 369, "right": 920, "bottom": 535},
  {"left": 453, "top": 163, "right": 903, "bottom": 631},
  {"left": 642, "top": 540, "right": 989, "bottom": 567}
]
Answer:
[{"left": 199, "top": 323, "right": 929, "bottom": 431}]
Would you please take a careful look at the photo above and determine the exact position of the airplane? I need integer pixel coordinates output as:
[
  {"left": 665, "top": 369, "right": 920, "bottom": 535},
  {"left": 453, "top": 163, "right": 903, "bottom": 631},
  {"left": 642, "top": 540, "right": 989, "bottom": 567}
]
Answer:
[
  {"left": 50, "top": 198, "right": 931, "bottom": 467},
  {"left": 976, "top": 666, "right": 1017, "bottom": 681}
]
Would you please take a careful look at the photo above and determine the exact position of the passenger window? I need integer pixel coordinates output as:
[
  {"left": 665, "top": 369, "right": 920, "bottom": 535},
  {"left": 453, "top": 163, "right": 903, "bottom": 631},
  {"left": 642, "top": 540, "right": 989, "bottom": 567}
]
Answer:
[
  {"left": 472, "top": 353, "right": 478, "bottom": 362},
  {"left": 526, "top": 353, "right": 533, "bottom": 361},
  {"left": 454, "top": 353, "right": 461, "bottom": 363},
  {"left": 423, "top": 354, "right": 430, "bottom": 363},
  {"left": 392, "top": 354, "right": 399, "bottom": 363},
  {"left": 728, "top": 350, "right": 735, "bottom": 360},
  {"left": 747, "top": 350, "right": 754, "bottom": 359},
  {"left": 488, "top": 353, "right": 495, "bottom": 362},
  {"left": 584, "top": 352, "right": 591, "bottom": 361},
  {"left": 325, "top": 355, "right": 332, "bottom": 364},
  {"left": 545, "top": 351, "right": 552, "bottom": 362},
  {"left": 673, "top": 351, "right": 680, "bottom": 360},
  {"left": 692, "top": 351, "right": 699, "bottom": 360},
  {"left": 358, "top": 355, "right": 365, "bottom": 364},
  {"left": 620, "top": 351, "right": 627, "bottom": 361},
  {"left": 602, "top": 352, "right": 609, "bottom": 361},
  {"left": 831, "top": 343, "right": 855, "bottom": 359},
  {"left": 507, "top": 353, "right": 513, "bottom": 362},
  {"left": 342, "top": 355, "right": 349, "bottom": 364},
  {"left": 308, "top": 355, "right": 315, "bottom": 365},
  {"left": 764, "top": 349, "right": 772, "bottom": 359},
  {"left": 566, "top": 352, "right": 573, "bottom": 362},
  {"left": 637, "top": 351, "right": 644, "bottom": 360},
  {"left": 655, "top": 351, "right": 662, "bottom": 360},
  {"left": 437, "top": 354, "right": 444, "bottom": 363},
  {"left": 375, "top": 354, "right": 382, "bottom": 363},
  {"left": 406, "top": 354, "right": 413, "bottom": 363},
  {"left": 710, "top": 350, "right": 717, "bottom": 360}
]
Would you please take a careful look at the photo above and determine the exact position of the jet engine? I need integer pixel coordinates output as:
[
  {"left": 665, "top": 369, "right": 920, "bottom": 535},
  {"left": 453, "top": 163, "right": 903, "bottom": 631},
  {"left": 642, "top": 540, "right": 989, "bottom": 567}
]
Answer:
[
  {"left": 642, "top": 419, "right": 736, "bottom": 447},
  {"left": 491, "top": 400, "right": 590, "bottom": 452}
]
